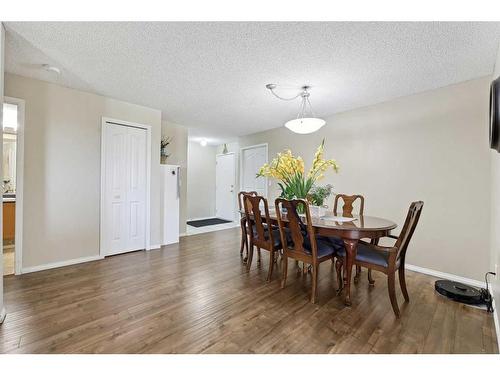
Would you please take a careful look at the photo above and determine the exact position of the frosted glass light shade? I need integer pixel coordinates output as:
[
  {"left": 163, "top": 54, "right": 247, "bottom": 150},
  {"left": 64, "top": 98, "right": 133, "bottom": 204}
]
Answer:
[{"left": 284, "top": 117, "right": 325, "bottom": 134}]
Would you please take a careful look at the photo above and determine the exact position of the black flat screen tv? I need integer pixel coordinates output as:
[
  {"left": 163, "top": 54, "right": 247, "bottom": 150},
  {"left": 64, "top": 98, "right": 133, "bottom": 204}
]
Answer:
[{"left": 490, "top": 76, "right": 500, "bottom": 152}]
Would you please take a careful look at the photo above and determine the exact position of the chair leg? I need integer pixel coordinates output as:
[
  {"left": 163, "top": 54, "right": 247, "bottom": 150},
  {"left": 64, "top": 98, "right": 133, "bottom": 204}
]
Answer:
[
  {"left": 240, "top": 222, "right": 245, "bottom": 255},
  {"left": 388, "top": 272, "right": 400, "bottom": 318},
  {"left": 399, "top": 265, "right": 409, "bottom": 302},
  {"left": 266, "top": 250, "right": 275, "bottom": 282},
  {"left": 281, "top": 255, "right": 288, "bottom": 289},
  {"left": 311, "top": 264, "right": 319, "bottom": 304},
  {"left": 335, "top": 258, "right": 344, "bottom": 294},
  {"left": 354, "top": 265, "right": 361, "bottom": 283},
  {"left": 246, "top": 245, "right": 254, "bottom": 272},
  {"left": 368, "top": 269, "right": 375, "bottom": 286},
  {"left": 240, "top": 223, "right": 248, "bottom": 262}
]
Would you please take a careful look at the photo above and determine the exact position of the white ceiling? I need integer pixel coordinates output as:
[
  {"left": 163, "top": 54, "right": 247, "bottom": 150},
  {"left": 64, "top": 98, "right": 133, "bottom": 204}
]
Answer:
[{"left": 5, "top": 22, "right": 500, "bottom": 143}]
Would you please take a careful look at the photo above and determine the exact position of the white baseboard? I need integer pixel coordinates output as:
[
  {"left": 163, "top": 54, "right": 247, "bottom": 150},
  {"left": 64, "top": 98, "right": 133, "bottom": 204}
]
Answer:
[
  {"left": 21, "top": 255, "right": 104, "bottom": 274},
  {"left": 405, "top": 264, "right": 484, "bottom": 288},
  {"left": 149, "top": 244, "right": 161, "bottom": 250},
  {"left": 179, "top": 232, "right": 187, "bottom": 237},
  {"left": 0, "top": 307, "right": 6, "bottom": 324}
]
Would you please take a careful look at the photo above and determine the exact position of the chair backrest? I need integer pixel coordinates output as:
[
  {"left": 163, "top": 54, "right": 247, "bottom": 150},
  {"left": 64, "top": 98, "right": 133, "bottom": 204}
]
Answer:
[
  {"left": 238, "top": 191, "right": 258, "bottom": 211},
  {"left": 333, "top": 194, "right": 365, "bottom": 217},
  {"left": 395, "top": 201, "right": 424, "bottom": 260},
  {"left": 243, "top": 194, "right": 274, "bottom": 249},
  {"left": 275, "top": 198, "right": 317, "bottom": 259}
]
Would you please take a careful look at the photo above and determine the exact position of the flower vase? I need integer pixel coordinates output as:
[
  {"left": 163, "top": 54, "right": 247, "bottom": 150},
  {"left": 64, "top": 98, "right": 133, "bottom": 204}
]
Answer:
[{"left": 310, "top": 205, "right": 326, "bottom": 218}]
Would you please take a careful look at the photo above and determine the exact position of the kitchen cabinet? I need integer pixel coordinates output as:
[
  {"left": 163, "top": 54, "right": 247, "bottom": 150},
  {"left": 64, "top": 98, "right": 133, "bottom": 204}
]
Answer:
[{"left": 3, "top": 201, "right": 15, "bottom": 243}]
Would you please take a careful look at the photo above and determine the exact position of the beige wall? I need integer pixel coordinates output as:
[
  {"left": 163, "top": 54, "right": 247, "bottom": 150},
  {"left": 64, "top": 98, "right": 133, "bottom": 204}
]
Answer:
[
  {"left": 239, "top": 77, "right": 491, "bottom": 281},
  {"left": 161, "top": 121, "right": 188, "bottom": 234},
  {"left": 1, "top": 23, "right": 5, "bottom": 320},
  {"left": 187, "top": 141, "right": 217, "bottom": 219},
  {"left": 5, "top": 74, "right": 162, "bottom": 269},
  {"left": 490, "top": 43, "right": 500, "bottom": 332}
]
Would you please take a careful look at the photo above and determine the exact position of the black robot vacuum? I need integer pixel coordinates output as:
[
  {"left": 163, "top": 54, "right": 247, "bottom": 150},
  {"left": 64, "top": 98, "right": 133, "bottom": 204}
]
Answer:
[
  {"left": 435, "top": 280, "right": 482, "bottom": 304},
  {"left": 434, "top": 272, "right": 496, "bottom": 313}
]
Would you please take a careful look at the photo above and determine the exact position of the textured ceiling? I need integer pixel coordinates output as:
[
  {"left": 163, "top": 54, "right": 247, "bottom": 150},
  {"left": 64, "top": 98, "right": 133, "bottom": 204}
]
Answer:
[{"left": 5, "top": 22, "right": 500, "bottom": 142}]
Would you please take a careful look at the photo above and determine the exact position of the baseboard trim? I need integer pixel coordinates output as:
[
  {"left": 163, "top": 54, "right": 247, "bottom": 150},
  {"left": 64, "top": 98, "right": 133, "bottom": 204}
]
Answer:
[
  {"left": 405, "top": 264, "right": 484, "bottom": 288},
  {"left": 21, "top": 255, "right": 104, "bottom": 274},
  {"left": 149, "top": 244, "right": 161, "bottom": 250},
  {"left": 0, "top": 307, "right": 6, "bottom": 324}
]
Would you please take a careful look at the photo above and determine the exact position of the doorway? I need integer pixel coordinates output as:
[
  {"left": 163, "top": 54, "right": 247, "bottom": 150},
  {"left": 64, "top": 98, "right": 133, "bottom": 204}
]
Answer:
[
  {"left": 240, "top": 144, "right": 268, "bottom": 197},
  {"left": 100, "top": 118, "right": 151, "bottom": 257},
  {"left": 215, "top": 152, "right": 236, "bottom": 221},
  {"left": 2, "top": 96, "right": 24, "bottom": 275},
  {"left": 2, "top": 96, "right": 25, "bottom": 276},
  {"left": 185, "top": 140, "right": 237, "bottom": 236}
]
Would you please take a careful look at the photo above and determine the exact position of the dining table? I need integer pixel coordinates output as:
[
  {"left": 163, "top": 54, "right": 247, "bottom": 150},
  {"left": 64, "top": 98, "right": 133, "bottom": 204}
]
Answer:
[{"left": 243, "top": 208, "right": 397, "bottom": 306}]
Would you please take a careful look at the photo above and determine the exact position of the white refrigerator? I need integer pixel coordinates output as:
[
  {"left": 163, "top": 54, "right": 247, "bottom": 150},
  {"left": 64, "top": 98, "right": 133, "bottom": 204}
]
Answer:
[{"left": 161, "top": 164, "right": 180, "bottom": 245}]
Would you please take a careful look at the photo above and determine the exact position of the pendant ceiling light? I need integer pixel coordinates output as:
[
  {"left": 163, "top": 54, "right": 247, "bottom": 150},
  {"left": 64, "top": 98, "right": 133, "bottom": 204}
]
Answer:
[{"left": 266, "top": 84, "right": 326, "bottom": 134}]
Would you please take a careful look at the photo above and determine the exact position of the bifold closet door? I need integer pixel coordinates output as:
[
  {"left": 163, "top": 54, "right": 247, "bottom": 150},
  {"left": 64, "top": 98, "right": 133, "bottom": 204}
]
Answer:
[{"left": 103, "top": 123, "right": 147, "bottom": 256}]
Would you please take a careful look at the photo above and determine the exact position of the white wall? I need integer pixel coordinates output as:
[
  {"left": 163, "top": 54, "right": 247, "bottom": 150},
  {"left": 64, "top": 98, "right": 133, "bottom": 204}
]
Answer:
[
  {"left": 187, "top": 141, "right": 217, "bottom": 220},
  {"left": 0, "top": 23, "right": 6, "bottom": 322},
  {"left": 490, "top": 43, "right": 500, "bottom": 340},
  {"left": 239, "top": 77, "right": 491, "bottom": 282},
  {"left": 5, "top": 74, "right": 162, "bottom": 270}
]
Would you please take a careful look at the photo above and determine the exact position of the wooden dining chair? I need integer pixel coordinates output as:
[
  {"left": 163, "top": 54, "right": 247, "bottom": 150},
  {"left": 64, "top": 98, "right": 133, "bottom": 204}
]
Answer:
[
  {"left": 335, "top": 201, "right": 424, "bottom": 317},
  {"left": 330, "top": 194, "right": 365, "bottom": 282},
  {"left": 243, "top": 194, "right": 282, "bottom": 281},
  {"left": 275, "top": 198, "right": 337, "bottom": 303},
  {"left": 333, "top": 194, "right": 365, "bottom": 217},
  {"left": 238, "top": 191, "right": 258, "bottom": 261}
]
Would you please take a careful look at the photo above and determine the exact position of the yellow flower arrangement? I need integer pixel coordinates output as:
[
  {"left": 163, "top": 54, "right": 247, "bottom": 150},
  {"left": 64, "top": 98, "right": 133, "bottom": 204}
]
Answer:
[{"left": 257, "top": 139, "right": 339, "bottom": 199}]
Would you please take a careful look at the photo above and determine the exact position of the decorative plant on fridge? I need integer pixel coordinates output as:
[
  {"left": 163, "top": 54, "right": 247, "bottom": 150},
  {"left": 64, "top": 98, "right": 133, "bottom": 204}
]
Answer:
[{"left": 160, "top": 136, "right": 172, "bottom": 164}]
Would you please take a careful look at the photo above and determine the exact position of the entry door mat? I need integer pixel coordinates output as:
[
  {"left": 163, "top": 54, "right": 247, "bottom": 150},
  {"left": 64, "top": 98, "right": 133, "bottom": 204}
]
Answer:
[{"left": 187, "top": 218, "right": 232, "bottom": 227}]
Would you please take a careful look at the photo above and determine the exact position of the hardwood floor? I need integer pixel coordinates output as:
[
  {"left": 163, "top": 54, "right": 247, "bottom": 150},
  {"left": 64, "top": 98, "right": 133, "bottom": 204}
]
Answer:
[{"left": 0, "top": 227, "right": 497, "bottom": 354}]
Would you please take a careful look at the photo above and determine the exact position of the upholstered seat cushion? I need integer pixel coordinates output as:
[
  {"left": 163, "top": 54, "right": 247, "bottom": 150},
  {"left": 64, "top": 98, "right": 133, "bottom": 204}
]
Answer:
[
  {"left": 336, "top": 242, "right": 395, "bottom": 268},
  {"left": 316, "top": 235, "right": 344, "bottom": 250},
  {"left": 303, "top": 236, "right": 336, "bottom": 257},
  {"left": 252, "top": 226, "right": 282, "bottom": 249}
]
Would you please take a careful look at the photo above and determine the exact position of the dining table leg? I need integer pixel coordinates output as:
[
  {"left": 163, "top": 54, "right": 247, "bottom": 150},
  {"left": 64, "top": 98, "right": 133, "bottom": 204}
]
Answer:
[{"left": 343, "top": 238, "right": 358, "bottom": 306}]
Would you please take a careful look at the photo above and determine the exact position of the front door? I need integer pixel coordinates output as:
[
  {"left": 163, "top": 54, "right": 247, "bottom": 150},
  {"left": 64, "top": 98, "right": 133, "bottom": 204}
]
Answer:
[{"left": 215, "top": 153, "right": 236, "bottom": 221}]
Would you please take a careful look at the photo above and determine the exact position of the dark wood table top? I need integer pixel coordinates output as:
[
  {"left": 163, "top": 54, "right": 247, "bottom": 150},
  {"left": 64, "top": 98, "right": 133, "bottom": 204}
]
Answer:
[{"left": 241, "top": 209, "right": 397, "bottom": 233}]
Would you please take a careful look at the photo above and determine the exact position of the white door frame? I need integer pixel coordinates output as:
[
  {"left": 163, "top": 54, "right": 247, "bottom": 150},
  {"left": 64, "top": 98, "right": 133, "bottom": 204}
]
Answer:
[
  {"left": 4, "top": 96, "right": 25, "bottom": 275},
  {"left": 215, "top": 152, "right": 236, "bottom": 221},
  {"left": 100, "top": 117, "right": 152, "bottom": 257},
  {"left": 239, "top": 143, "right": 268, "bottom": 198}
]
